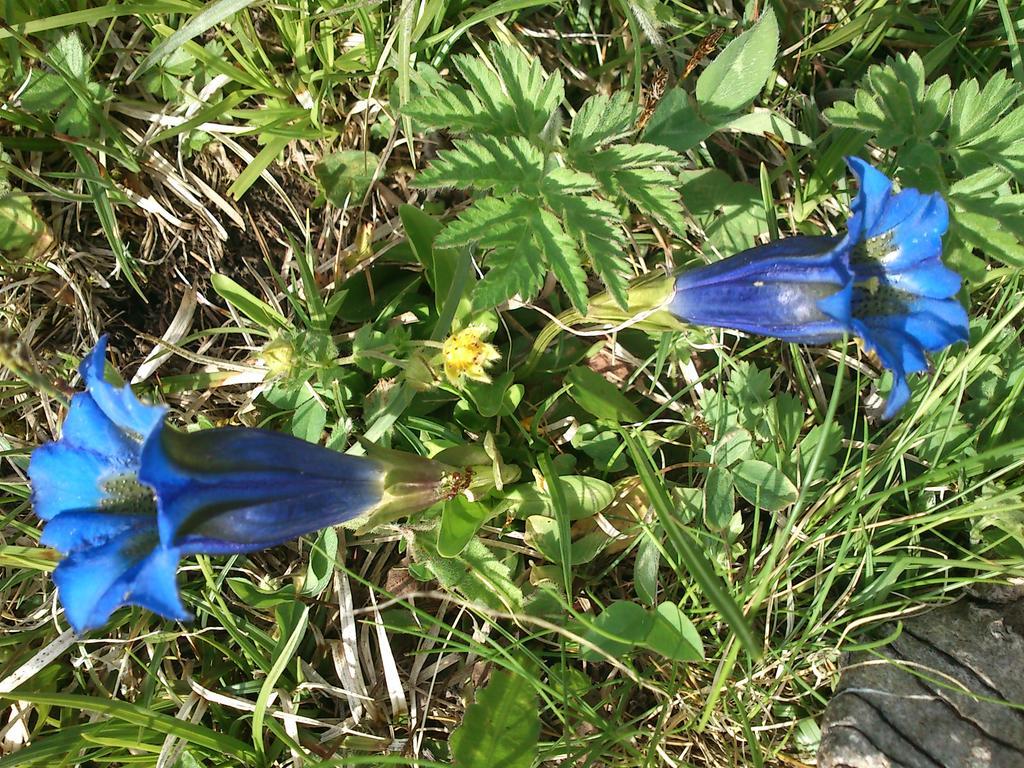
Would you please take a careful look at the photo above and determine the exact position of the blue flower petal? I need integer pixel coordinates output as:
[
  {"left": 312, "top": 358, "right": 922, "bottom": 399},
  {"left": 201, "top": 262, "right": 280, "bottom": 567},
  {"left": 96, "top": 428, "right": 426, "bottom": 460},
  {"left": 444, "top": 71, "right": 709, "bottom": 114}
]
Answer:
[
  {"left": 139, "top": 425, "right": 384, "bottom": 552},
  {"left": 80, "top": 336, "right": 166, "bottom": 440},
  {"left": 40, "top": 509, "right": 151, "bottom": 554},
  {"left": 853, "top": 320, "right": 928, "bottom": 419},
  {"left": 671, "top": 236, "right": 851, "bottom": 344},
  {"left": 28, "top": 442, "right": 108, "bottom": 521},
  {"left": 52, "top": 528, "right": 187, "bottom": 633},
  {"left": 60, "top": 393, "right": 141, "bottom": 462},
  {"left": 845, "top": 157, "right": 893, "bottom": 241},
  {"left": 880, "top": 261, "right": 962, "bottom": 299},
  {"left": 863, "top": 298, "right": 969, "bottom": 353}
]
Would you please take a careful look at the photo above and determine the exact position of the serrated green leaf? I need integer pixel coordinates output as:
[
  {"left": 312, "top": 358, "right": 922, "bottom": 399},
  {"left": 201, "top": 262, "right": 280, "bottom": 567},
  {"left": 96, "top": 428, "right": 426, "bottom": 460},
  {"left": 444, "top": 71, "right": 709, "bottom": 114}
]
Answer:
[
  {"left": 453, "top": 53, "right": 513, "bottom": 128},
  {"left": 615, "top": 168, "right": 686, "bottom": 235},
  {"left": 950, "top": 72, "right": 1022, "bottom": 146},
  {"left": 491, "top": 42, "right": 564, "bottom": 136},
  {"left": 450, "top": 670, "right": 540, "bottom": 768},
  {"left": 471, "top": 226, "right": 546, "bottom": 310},
  {"left": 552, "top": 193, "right": 629, "bottom": 308},
  {"left": 413, "top": 136, "right": 544, "bottom": 195},
  {"left": 438, "top": 195, "right": 537, "bottom": 247},
  {"left": 541, "top": 166, "right": 599, "bottom": 194},
  {"left": 696, "top": 8, "right": 778, "bottom": 117},
  {"left": 402, "top": 80, "right": 493, "bottom": 133},
  {"left": 533, "top": 207, "right": 588, "bottom": 313},
  {"left": 569, "top": 91, "right": 636, "bottom": 156},
  {"left": 587, "top": 143, "right": 682, "bottom": 171}
]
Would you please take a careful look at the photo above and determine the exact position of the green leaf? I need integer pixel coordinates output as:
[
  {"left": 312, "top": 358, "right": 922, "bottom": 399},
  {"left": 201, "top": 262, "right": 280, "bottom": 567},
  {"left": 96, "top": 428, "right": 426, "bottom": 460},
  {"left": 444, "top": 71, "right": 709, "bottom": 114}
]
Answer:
[
  {"left": 2, "top": 692, "right": 256, "bottom": 760},
  {"left": 211, "top": 272, "right": 288, "bottom": 329},
  {"left": 614, "top": 168, "right": 686, "bottom": 235},
  {"left": 643, "top": 88, "right": 715, "bottom": 153},
  {"left": 471, "top": 222, "right": 547, "bottom": 311},
  {"left": 533, "top": 207, "right": 588, "bottom": 313},
  {"left": 438, "top": 195, "right": 537, "bottom": 247},
  {"left": 438, "top": 495, "right": 492, "bottom": 557},
  {"left": 579, "top": 600, "right": 653, "bottom": 660},
  {"left": 566, "top": 365, "right": 643, "bottom": 423},
  {"left": 490, "top": 42, "right": 564, "bottom": 136},
  {"left": 253, "top": 603, "right": 308, "bottom": 752},
  {"left": 315, "top": 149, "right": 379, "bottom": 204},
  {"left": 569, "top": 91, "right": 636, "bottom": 156},
  {"left": 642, "top": 601, "right": 704, "bottom": 662},
  {"left": 949, "top": 72, "right": 1022, "bottom": 146},
  {"left": 720, "top": 110, "right": 812, "bottom": 146},
  {"left": 585, "top": 143, "right": 682, "bottom": 171},
  {"left": 414, "top": 532, "right": 524, "bottom": 612},
  {"left": 622, "top": 429, "right": 761, "bottom": 659},
  {"left": 401, "top": 204, "right": 473, "bottom": 325},
  {"left": 955, "top": 209, "right": 1024, "bottom": 267},
  {"left": 824, "top": 52, "right": 951, "bottom": 148},
  {"left": 0, "top": 191, "right": 47, "bottom": 254},
  {"left": 402, "top": 78, "right": 493, "bottom": 133},
  {"left": 678, "top": 169, "right": 769, "bottom": 253},
  {"left": 504, "top": 475, "right": 615, "bottom": 521},
  {"left": 732, "top": 460, "right": 798, "bottom": 511},
  {"left": 291, "top": 394, "right": 327, "bottom": 442},
  {"left": 450, "top": 670, "right": 540, "bottom": 768},
  {"left": 551, "top": 193, "right": 629, "bottom": 308},
  {"left": 453, "top": 52, "right": 514, "bottom": 129},
  {"left": 703, "top": 466, "right": 735, "bottom": 532},
  {"left": 302, "top": 526, "right": 337, "bottom": 598},
  {"left": 696, "top": 8, "right": 778, "bottom": 117},
  {"left": 134, "top": 0, "right": 261, "bottom": 80},
  {"left": 414, "top": 136, "right": 544, "bottom": 195}
]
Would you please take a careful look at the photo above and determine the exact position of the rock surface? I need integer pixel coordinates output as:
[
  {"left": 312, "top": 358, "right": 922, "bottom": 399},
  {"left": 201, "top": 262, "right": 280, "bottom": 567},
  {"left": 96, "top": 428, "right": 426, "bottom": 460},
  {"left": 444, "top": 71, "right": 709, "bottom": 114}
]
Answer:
[{"left": 818, "top": 588, "right": 1024, "bottom": 767}]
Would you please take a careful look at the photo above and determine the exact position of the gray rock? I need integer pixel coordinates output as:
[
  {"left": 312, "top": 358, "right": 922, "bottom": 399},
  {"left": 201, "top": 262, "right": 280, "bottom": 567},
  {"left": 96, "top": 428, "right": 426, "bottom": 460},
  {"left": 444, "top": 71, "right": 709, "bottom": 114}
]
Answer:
[{"left": 818, "top": 591, "right": 1024, "bottom": 767}]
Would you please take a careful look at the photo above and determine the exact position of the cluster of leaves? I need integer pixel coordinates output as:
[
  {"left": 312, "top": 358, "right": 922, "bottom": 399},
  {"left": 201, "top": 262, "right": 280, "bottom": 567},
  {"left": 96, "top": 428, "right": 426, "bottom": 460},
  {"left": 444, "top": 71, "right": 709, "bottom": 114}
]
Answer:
[
  {"left": 402, "top": 42, "right": 687, "bottom": 313},
  {"left": 825, "top": 52, "right": 1024, "bottom": 276},
  {"left": 642, "top": 8, "right": 798, "bottom": 155},
  {"left": 16, "top": 31, "right": 110, "bottom": 138}
]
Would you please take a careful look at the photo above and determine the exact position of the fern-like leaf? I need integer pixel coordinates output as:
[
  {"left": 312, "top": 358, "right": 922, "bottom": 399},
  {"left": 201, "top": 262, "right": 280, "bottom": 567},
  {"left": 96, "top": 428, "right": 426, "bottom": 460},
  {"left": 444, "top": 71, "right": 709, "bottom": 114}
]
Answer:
[
  {"left": 491, "top": 43, "right": 565, "bottom": 137},
  {"left": 569, "top": 91, "right": 636, "bottom": 157},
  {"left": 437, "top": 196, "right": 536, "bottom": 248},
  {"left": 471, "top": 223, "right": 547, "bottom": 311},
  {"left": 580, "top": 143, "right": 682, "bottom": 173},
  {"left": 615, "top": 168, "right": 687, "bottom": 235},
  {"left": 533, "top": 207, "right": 589, "bottom": 313},
  {"left": 549, "top": 193, "right": 630, "bottom": 309},
  {"left": 412, "top": 136, "right": 544, "bottom": 195}
]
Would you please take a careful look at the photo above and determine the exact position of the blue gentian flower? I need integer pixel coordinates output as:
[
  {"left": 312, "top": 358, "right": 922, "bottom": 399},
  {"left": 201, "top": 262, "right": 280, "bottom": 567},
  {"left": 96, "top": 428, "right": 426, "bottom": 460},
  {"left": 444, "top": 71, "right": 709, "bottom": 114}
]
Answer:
[
  {"left": 670, "top": 157, "right": 968, "bottom": 418},
  {"left": 29, "top": 337, "right": 448, "bottom": 633}
]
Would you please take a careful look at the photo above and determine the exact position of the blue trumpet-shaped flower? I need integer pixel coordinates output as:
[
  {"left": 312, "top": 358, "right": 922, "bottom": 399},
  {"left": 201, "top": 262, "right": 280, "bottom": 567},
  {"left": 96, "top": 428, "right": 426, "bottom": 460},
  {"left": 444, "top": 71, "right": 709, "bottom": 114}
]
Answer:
[
  {"left": 670, "top": 157, "right": 968, "bottom": 418},
  {"left": 29, "top": 338, "right": 449, "bottom": 633}
]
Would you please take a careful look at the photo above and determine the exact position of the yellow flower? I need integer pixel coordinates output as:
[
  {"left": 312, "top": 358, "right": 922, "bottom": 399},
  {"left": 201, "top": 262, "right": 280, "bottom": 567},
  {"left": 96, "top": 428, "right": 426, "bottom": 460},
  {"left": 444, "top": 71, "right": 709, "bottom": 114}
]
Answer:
[{"left": 442, "top": 326, "right": 501, "bottom": 384}]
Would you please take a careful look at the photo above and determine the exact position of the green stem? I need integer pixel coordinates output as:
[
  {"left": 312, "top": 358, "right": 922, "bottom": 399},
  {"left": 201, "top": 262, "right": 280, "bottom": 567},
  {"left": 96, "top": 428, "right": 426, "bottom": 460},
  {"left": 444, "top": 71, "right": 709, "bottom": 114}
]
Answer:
[{"left": 521, "top": 309, "right": 582, "bottom": 375}]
